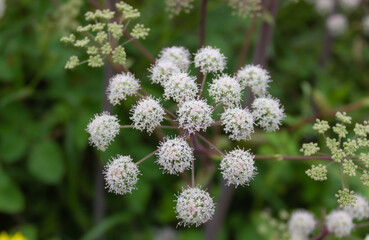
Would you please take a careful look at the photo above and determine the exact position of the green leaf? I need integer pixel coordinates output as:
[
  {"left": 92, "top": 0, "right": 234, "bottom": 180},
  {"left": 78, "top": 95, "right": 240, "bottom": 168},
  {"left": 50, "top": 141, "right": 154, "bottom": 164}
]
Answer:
[
  {"left": 0, "top": 127, "right": 28, "bottom": 163},
  {"left": 0, "top": 168, "right": 25, "bottom": 213},
  {"left": 28, "top": 140, "right": 65, "bottom": 184}
]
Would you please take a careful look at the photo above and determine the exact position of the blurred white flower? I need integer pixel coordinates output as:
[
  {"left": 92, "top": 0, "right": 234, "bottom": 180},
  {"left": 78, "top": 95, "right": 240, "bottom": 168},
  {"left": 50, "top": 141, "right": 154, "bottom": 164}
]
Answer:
[
  {"left": 0, "top": 0, "right": 5, "bottom": 19},
  {"left": 363, "top": 16, "right": 369, "bottom": 35},
  {"left": 149, "top": 60, "right": 181, "bottom": 85},
  {"left": 339, "top": 0, "right": 361, "bottom": 11},
  {"left": 315, "top": 0, "right": 334, "bottom": 15},
  {"left": 326, "top": 210, "right": 354, "bottom": 238},
  {"left": 288, "top": 210, "right": 316, "bottom": 237},
  {"left": 326, "top": 14, "right": 348, "bottom": 36},
  {"left": 343, "top": 194, "right": 369, "bottom": 221}
]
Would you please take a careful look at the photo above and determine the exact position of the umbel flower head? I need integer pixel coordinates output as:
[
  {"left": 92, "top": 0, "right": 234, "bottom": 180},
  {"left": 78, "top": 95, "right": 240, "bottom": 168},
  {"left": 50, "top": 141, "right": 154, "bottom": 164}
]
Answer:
[
  {"left": 252, "top": 96, "right": 285, "bottom": 132},
  {"left": 208, "top": 74, "right": 242, "bottom": 107},
  {"left": 236, "top": 64, "right": 271, "bottom": 97},
  {"left": 149, "top": 60, "right": 181, "bottom": 85},
  {"left": 326, "top": 14, "right": 347, "bottom": 36},
  {"left": 220, "top": 107, "right": 254, "bottom": 141},
  {"left": 156, "top": 137, "right": 194, "bottom": 175},
  {"left": 177, "top": 99, "right": 213, "bottom": 133},
  {"left": 194, "top": 46, "right": 226, "bottom": 74},
  {"left": 288, "top": 210, "right": 316, "bottom": 238},
  {"left": 104, "top": 155, "right": 140, "bottom": 195},
  {"left": 339, "top": 0, "right": 360, "bottom": 11},
  {"left": 158, "top": 46, "right": 191, "bottom": 71},
  {"left": 163, "top": 72, "right": 198, "bottom": 103},
  {"left": 86, "top": 112, "right": 120, "bottom": 151},
  {"left": 107, "top": 72, "right": 140, "bottom": 105},
  {"left": 326, "top": 210, "right": 354, "bottom": 238},
  {"left": 343, "top": 194, "right": 369, "bottom": 221},
  {"left": 130, "top": 97, "right": 165, "bottom": 134},
  {"left": 175, "top": 187, "right": 215, "bottom": 227},
  {"left": 220, "top": 148, "right": 256, "bottom": 187}
]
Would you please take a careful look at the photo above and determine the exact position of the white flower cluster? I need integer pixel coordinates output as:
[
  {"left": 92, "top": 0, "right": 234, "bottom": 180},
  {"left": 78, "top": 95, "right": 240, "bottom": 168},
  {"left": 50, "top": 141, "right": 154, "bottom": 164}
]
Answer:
[
  {"left": 158, "top": 46, "right": 191, "bottom": 71},
  {"left": 252, "top": 97, "right": 285, "bottom": 132},
  {"left": 130, "top": 97, "right": 165, "bottom": 134},
  {"left": 288, "top": 210, "right": 316, "bottom": 239},
  {"left": 107, "top": 72, "right": 140, "bottom": 105},
  {"left": 194, "top": 46, "right": 226, "bottom": 74},
  {"left": 156, "top": 137, "right": 194, "bottom": 175},
  {"left": 220, "top": 148, "right": 256, "bottom": 187},
  {"left": 326, "top": 210, "right": 354, "bottom": 238},
  {"left": 175, "top": 187, "right": 215, "bottom": 227},
  {"left": 343, "top": 194, "right": 369, "bottom": 221},
  {"left": 326, "top": 14, "right": 348, "bottom": 36},
  {"left": 104, "top": 155, "right": 140, "bottom": 195},
  {"left": 163, "top": 72, "right": 198, "bottom": 103},
  {"left": 85, "top": 45, "right": 285, "bottom": 227},
  {"left": 221, "top": 107, "right": 254, "bottom": 141},
  {"left": 177, "top": 99, "right": 214, "bottom": 133},
  {"left": 86, "top": 112, "right": 120, "bottom": 151},
  {"left": 236, "top": 64, "right": 271, "bottom": 97},
  {"left": 209, "top": 75, "right": 242, "bottom": 107}
]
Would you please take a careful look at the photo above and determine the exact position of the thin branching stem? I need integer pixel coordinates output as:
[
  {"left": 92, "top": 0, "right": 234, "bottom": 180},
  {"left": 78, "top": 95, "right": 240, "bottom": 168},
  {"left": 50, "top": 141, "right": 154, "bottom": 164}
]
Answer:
[
  {"left": 136, "top": 150, "right": 157, "bottom": 165},
  {"left": 199, "top": 73, "right": 208, "bottom": 97},
  {"left": 195, "top": 133, "right": 225, "bottom": 156}
]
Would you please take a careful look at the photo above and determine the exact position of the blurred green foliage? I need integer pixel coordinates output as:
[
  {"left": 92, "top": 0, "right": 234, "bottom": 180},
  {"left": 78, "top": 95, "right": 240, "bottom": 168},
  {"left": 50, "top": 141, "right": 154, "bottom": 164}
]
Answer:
[{"left": 0, "top": 0, "right": 368, "bottom": 239}]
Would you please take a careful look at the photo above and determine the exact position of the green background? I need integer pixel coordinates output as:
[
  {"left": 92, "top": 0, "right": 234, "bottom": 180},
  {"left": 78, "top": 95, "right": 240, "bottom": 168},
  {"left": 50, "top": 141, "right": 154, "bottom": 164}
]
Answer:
[{"left": 0, "top": 0, "right": 368, "bottom": 239}]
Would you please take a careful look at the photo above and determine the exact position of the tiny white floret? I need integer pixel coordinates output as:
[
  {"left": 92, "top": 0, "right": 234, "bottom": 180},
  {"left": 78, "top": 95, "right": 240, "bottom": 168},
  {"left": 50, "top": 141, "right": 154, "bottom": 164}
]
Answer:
[{"left": 107, "top": 72, "right": 140, "bottom": 105}]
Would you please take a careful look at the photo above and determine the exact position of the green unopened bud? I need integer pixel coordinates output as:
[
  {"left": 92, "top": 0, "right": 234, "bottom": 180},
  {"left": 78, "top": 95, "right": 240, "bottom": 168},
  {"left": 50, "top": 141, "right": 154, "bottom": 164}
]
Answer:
[
  {"left": 343, "top": 139, "right": 358, "bottom": 156},
  {"left": 131, "top": 24, "right": 150, "bottom": 39},
  {"left": 112, "top": 46, "right": 126, "bottom": 65},
  {"left": 65, "top": 56, "right": 79, "bottom": 69},
  {"left": 335, "top": 188, "right": 356, "bottom": 207},
  {"left": 91, "top": 23, "right": 106, "bottom": 32},
  {"left": 88, "top": 54, "right": 104, "bottom": 67},
  {"left": 61, "top": 34, "right": 76, "bottom": 44},
  {"left": 77, "top": 24, "right": 92, "bottom": 32},
  {"left": 108, "top": 23, "right": 124, "bottom": 39},
  {"left": 87, "top": 46, "right": 99, "bottom": 55},
  {"left": 333, "top": 123, "right": 348, "bottom": 138},
  {"left": 95, "top": 31, "right": 108, "bottom": 43},
  {"left": 336, "top": 112, "right": 352, "bottom": 124},
  {"left": 101, "top": 43, "right": 112, "bottom": 55},
  {"left": 74, "top": 37, "right": 90, "bottom": 47},
  {"left": 306, "top": 164, "right": 327, "bottom": 181},
  {"left": 361, "top": 171, "right": 369, "bottom": 186},
  {"left": 342, "top": 160, "right": 357, "bottom": 177},
  {"left": 300, "top": 142, "right": 320, "bottom": 156},
  {"left": 313, "top": 119, "right": 330, "bottom": 134}
]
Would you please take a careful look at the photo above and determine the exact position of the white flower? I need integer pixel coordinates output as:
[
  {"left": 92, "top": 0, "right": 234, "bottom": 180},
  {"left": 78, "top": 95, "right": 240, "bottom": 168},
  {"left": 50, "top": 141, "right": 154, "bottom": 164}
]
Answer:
[
  {"left": 339, "top": 0, "right": 360, "bottom": 11},
  {"left": 149, "top": 60, "right": 181, "bottom": 85},
  {"left": 315, "top": 0, "right": 334, "bottom": 15},
  {"left": 163, "top": 72, "right": 198, "bottom": 103},
  {"left": 156, "top": 137, "right": 194, "bottom": 175},
  {"left": 326, "top": 14, "right": 348, "bottom": 36},
  {"left": 288, "top": 210, "right": 316, "bottom": 237},
  {"left": 236, "top": 64, "right": 271, "bottom": 96},
  {"left": 104, "top": 155, "right": 140, "bottom": 195},
  {"left": 0, "top": 0, "right": 5, "bottom": 18},
  {"left": 107, "top": 72, "right": 140, "bottom": 105},
  {"left": 365, "top": 234, "right": 369, "bottom": 240},
  {"left": 86, "top": 112, "right": 120, "bottom": 151},
  {"left": 130, "top": 97, "right": 165, "bottom": 134},
  {"left": 343, "top": 194, "right": 369, "bottom": 221},
  {"left": 220, "top": 148, "right": 256, "bottom": 187},
  {"left": 221, "top": 107, "right": 254, "bottom": 141},
  {"left": 175, "top": 187, "right": 215, "bottom": 227},
  {"left": 363, "top": 16, "right": 369, "bottom": 36},
  {"left": 252, "top": 96, "right": 285, "bottom": 132},
  {"left": 158, "top": 46, "right": 191, "bottom": 71},
  {"left": 194, "top": 46, "right": 226, "bottom": 74},
  {"left": 326, "top": 210, "right": 354, "bottom": 238},
  {"left": 177, "top": 99, "right": 213, "bottom": 133},
  {"left": 208, "top": 74, "right": 241, "bottom": 107}
]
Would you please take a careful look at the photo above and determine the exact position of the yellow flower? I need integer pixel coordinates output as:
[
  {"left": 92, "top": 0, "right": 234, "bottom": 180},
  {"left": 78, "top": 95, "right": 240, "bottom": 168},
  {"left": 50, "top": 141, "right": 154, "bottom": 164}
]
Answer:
[
  {"left": 0, "top": 232, "right": 27, "bottom": 240},
  {"left": 0, "top": 232, "right": 10, "bottom": 240}
]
